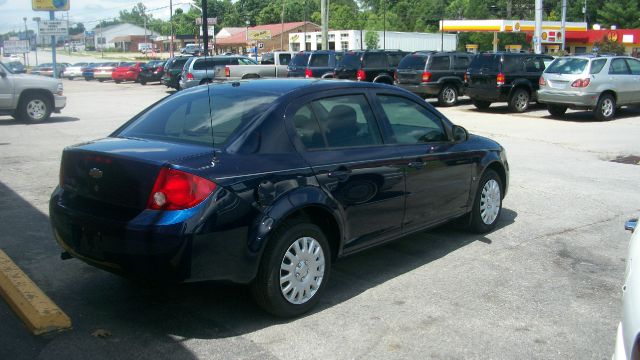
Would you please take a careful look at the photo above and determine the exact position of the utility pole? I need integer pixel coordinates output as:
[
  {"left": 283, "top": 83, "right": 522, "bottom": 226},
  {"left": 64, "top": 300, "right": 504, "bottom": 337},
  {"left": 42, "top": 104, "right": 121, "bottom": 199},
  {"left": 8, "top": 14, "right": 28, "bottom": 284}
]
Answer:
[
  {"left": 23, "top": 17, "right": 29, "bottom": 67},
  {"left": 383, "top": 0, "right": 386, "bottom": 50},
  {"left": 144, "top": 13, "right": 148, "bottom": 56},
  {"left": 281, "top": 0, "right": 285, "bottom": 50},
  {"left": 320, "top": 0, "right": 328, "bottom": 50},
  {"left": 170, "top": 0, "right": 174, "bottom": 57},
  {"left": 560, "top": 0, "right": 567, "bottom": 53},
  {"left": 202, "top": 0, "right": 209, "bottom": 55},
  {"left": 534, "top": 0, "right": 543, "bottom": 54},
  {"left": 32, "top": 17, "right": 40, "bottom": 66},
  {"left": 50, "top": 11, "right": 57, "bottom": 78}
]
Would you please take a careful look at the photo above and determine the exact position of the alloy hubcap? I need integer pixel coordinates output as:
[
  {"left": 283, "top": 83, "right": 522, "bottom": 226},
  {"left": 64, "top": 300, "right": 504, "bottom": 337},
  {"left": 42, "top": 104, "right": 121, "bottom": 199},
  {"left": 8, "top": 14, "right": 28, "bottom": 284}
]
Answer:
[
  {"left": 443, "top": 88, "right": 456, "bottom": 103},
  {"left": 27, "top": 100, "right": 46, "bottom": 120},
  {"left": 280, "top": 236, "right": 325, "bottom": 305},
  {"left": 601, "top": 99, "right": 613, "bottom": 117},
  {"left": 516, "top": 93, "right": 528, "bottom": 110},
  {"left": 480, "top": 179, "right": 501, "bottom": 225}
]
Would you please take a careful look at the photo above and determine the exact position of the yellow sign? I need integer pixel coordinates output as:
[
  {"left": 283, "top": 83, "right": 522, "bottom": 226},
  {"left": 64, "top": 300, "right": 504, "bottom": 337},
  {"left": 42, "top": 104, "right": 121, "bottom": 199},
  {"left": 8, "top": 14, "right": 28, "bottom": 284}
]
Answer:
[
  {"left": 247, "top": 29, "right": 272, "bottom": 41},
  {"left": 608, "top": 31, "right": 618, "bottom": 42},
  {"left": 32, "top": 0, "right": 70, "bottom": 11}
]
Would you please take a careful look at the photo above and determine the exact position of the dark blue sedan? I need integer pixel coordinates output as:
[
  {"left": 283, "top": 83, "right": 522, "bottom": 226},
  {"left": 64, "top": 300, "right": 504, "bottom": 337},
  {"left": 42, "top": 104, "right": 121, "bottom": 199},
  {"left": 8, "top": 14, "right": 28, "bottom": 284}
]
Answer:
[{"left": 50, "top": 79, "right": 509, "bottom": 317}]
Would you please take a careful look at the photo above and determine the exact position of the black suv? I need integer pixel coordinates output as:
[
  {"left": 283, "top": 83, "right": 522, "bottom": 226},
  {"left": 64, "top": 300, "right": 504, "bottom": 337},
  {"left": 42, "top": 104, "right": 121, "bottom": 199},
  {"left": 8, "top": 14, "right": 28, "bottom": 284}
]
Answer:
[
  {"left": 161, "top": 56, "right": 192, "bottom": 90},
  {"left": 395, "top": 51, "right": 473, "bottom": 106},
  {"left": 288, "top": 50, "right": 344, "bottom": 78},
  {"left": 465, "top": 52, "right": 554, "bottom": 112},
  {"left": 334, "top": 50, "right": 407, "bottom": 84}
]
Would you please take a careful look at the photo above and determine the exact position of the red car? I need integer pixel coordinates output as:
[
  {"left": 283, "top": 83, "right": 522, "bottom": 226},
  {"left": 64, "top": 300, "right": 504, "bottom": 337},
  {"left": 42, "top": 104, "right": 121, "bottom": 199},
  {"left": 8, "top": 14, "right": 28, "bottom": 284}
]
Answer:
[{"left": 111, "top": 62, "right": 145, "bottom": 83}]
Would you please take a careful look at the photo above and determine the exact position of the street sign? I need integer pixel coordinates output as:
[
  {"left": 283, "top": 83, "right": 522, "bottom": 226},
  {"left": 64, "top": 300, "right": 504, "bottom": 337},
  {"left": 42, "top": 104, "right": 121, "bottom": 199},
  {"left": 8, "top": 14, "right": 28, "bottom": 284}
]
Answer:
[
  {"left": 196, "top": 17, "right": 218, "bottom": 25},
  {"left": 199, "top": 28, "right": 215, "bottom": 36},
  {"left": 247, "top": 30, "right": 271, "bottom": 41},
  {"left": 258, "top": 42, "right": 264, "bottom": 49},
  {"left": 84, "top": 31, "right": 95, "bottom": 36},
  {"left": 3, "top": 40, "right": 30, "bottom": 54},
  {"left": 39, "top": 20, "right": 69, "bottom": 36},
  {"left": 32, "top": 0, "right": 70, "bottom": 11}
]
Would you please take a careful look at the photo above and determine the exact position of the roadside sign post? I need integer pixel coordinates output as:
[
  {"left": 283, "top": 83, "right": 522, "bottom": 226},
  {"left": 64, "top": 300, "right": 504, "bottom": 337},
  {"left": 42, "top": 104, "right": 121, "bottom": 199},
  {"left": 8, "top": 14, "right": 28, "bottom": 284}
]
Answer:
[
  {"left": 33, "top": 0, "right": 71, "bottom": 78},
  {"left": 50, "top": 11, "right": 56, "bottom": 78}
]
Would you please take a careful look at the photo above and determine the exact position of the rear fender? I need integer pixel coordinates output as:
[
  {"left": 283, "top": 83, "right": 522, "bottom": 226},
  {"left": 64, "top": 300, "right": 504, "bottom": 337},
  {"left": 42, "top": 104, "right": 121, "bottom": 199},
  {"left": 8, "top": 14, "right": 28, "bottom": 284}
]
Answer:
[
  {"left": 372, "top": 74, "right": 394, "bottom": 84},
  {"left": 508, "top": 79, "right": 533, "bottom": 98}
]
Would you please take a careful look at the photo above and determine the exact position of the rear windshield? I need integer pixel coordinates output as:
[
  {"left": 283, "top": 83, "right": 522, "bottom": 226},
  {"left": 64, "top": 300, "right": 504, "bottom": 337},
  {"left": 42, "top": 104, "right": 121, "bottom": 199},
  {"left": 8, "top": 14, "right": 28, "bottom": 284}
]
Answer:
[
  {"left": 193, "top": 58, "right": 230, "bottom": 70},
  {"left": 338, "top": 53, "right": 362, "bottom": 68},
  {"left": 545, "top": 58, "right": 588, "bottom": 74},
  {"left": 398, "top": 55, "right": 427, "bottom": 70},
  {"left": 291, "top": 53, "right": 310, "bottom": 66},
  {"left": 309, "top": 54, "right": 330, "bottom": 67},
  {"left": 469, "top": 54, "right": 500, "bottom": 72},
  {"left": 117, "top": 87, "right": 278, "bottom": 147},
  {"left": 170, "top": 58, "right": 189, "bottom": 69}
]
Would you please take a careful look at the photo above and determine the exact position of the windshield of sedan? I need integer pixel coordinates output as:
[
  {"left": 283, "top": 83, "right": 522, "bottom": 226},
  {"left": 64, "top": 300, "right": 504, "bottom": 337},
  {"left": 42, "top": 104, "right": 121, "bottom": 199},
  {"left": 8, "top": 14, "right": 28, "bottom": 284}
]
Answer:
[
  {"left": 116, "top": 86, "right": 278, "bottom": 147},
  {"left": 545, "top": 58, "right": 588, "bottom": 74}
]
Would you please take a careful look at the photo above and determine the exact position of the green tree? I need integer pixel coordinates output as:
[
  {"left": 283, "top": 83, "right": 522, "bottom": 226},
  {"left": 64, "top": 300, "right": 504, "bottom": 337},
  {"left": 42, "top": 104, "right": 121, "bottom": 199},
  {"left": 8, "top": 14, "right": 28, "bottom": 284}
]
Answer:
[
  {"left": 593, "top": 35, "right": 626, "bottom": 55},
  {"left": 365, "top": 31, "right": 379, "bottom": 49},
  {"left": 598, "top": 0, "right": 640, "bottom": 29}
]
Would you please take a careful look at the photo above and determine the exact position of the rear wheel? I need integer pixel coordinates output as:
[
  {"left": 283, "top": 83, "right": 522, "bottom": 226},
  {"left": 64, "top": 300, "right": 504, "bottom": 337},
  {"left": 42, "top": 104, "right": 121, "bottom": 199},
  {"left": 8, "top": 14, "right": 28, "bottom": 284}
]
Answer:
[
  {"left": 547, "top": 104, "right": 568, "bottom": 117},
  {"left": 251, "top": 220, "right": 331, "bottom": 317},
  {"left": 98, "top": 79, "right": 104, "bottom": 82},
  {"left": 594, "top": 93, "right": 616, "bottom": 121},
  {"left": 472, "top": 100, "right": 491, "bottom": 110},
  {"left": 114, "top": 80, "right": 122, "bottom": 84},
  {"left": 140, "top": 79, "right": 147, "bottom": 85},
  {"left": 508, "top": 88, "right": 530, "bottom": 113},
  {"left": 68, "top": 77, "right": 74, "bottom": 81},
  {"left": 469, "top": 169, "right": 503, "bottom": 233},
  {"left": 17, "top": 93, "right": 52, "bottom": 123},
  {"left": 438, "top": 84, "right": 458, "bottom": 107}
]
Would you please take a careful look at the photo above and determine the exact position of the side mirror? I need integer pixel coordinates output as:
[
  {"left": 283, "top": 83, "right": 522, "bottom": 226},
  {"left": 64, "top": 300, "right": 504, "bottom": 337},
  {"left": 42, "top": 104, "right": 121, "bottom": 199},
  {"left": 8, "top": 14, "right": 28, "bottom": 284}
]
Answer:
[{"left": 452, "top": 125, "right": 468, "bottom": 142}]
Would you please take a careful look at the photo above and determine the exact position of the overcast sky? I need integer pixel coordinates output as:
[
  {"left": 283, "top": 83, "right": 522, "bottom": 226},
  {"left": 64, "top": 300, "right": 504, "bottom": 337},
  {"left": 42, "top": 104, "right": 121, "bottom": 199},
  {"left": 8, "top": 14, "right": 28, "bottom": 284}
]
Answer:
[{"left": 0, "top": 0, "right": 193, "bottom": 34}]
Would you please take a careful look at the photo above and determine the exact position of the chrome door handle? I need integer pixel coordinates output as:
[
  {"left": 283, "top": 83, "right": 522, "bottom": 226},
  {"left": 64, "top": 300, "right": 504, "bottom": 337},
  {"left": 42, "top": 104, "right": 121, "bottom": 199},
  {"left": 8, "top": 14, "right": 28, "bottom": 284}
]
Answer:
[{"left": 407, "top": 161, "right": 425, "bottom": 169}]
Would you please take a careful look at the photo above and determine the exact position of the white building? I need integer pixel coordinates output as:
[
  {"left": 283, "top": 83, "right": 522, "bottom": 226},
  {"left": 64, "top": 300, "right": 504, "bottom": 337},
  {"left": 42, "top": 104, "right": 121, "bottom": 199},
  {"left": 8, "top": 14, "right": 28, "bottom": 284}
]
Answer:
[
  {"left": 91, "top": 23, "right": 158, "bottom": 49},
  {"left": 288, "top": 30, "right": 457, "bottom": 52}
]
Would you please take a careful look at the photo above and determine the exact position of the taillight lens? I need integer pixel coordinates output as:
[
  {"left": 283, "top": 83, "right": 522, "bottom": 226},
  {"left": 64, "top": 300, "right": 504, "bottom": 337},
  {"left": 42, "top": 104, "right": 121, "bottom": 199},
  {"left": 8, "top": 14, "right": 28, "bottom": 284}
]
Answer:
[
  {"left": 304, "top": 68, "right": 313, "bottom": 78},
  {"left": 497, "top": 72, "right": 505, "bottom": 86},
  {"left": 356, "top": 69, "right": 366, "bottom": 81},
  {"left": 421, "top": 71, "right": 432, "bottom": 82},
  {"left": 225, "top": 66, "right": 230, "bottom": 77},
  {"left": 394, "top": 71, "right": 398, "bottom": 82},
  {"left": 539, "top": 76, "right": 546, "bottom": 86},
  {"left": 464, "top": 72, "right": 468, "bottom": 83},
  {"left": 186, "top": 72, "right": 194, "bottom": 80},
  {"left": 571, "top": 78, "right": 591, "bottom": 87},
  {"left": 146, "top": 168, "right": 216, "bottom": 211}
]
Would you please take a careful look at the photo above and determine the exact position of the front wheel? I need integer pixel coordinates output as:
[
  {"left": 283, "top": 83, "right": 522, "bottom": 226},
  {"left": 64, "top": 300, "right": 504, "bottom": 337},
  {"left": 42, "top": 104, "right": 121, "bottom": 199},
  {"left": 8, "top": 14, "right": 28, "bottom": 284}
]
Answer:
[
  {"left": 547, "top": 104, "right": 568, "bottom": 117},
  {"left": 594, "top": 93, "right": 616, "bottom": 121},
  {"left": 114, "top": 80, "right": 122, "bottom": 84},
  {"left": 469, "top": 169, "right": 503, "bottom": 233},
  {"left": 438, "top": 84, "right": 458, "bottom": 106},
  {"left": 17, "top": 94, "right": 52, "bottom": 123},
  {"left": 251, "top": 220, "right": 331, "bottom": 317}
]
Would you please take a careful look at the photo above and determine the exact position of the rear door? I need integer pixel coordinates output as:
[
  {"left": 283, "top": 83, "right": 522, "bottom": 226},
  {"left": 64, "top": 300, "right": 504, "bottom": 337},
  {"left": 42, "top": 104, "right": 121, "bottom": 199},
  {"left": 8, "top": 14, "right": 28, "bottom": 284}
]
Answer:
[
  {"left": 371, "top": 91, "right": 473, "bottom": 231},
  {"left": 0, "top": 63, "right": 14, "bottom": 109},
  {"left": 453, "top": 55, "right": 471, "bottom": 81},
  {"left": 396, "top": 54, "right": 428, "bottom": 85},
  {"left": 362, "top": 52, "right": 387, "bottom": 81},
  {"left": 608, "top": 58, "right": 633, "bottom": 104},
  {"left": 285, "top": 90, "right": 405, "bottom": 250},
  {"left": 467, "top": 53, "right": 501, "bottom": 89},
  {"left": 523, "top": 56, "right": 547, "bottom": 94},
  {"left": 428, "top": 54, "right": 451, "bottom": 83},
  {"left": 335, "top": 52, "right": 362, "bottom": 80}
]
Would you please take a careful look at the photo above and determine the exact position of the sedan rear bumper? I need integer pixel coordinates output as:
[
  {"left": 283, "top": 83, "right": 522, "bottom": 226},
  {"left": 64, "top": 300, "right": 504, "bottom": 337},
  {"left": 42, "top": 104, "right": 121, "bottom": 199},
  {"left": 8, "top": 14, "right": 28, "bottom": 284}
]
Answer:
[{"left": 537, "top": 89, "right": 599, "bottom": 108}]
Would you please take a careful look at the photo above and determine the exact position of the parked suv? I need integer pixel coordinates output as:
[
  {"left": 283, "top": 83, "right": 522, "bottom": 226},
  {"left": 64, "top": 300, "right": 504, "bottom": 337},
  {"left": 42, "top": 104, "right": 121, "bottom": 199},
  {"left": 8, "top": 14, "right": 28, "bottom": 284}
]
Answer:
[
  {"left": 0, "top": 61, "right": 66, "bottom": 123},
  {"left": 161, "top": 56, "right": 192, "bottom": 90},
  {"left": 465, "top": 52, "right": 554, "bottom": 112},
  {"left": 180, "top": 55, "right": 257, "bottom": 89},
  {"left": 334, "top": 50, "right": 407, "bottom": 84},
  {"left": 538, "top": 55, "right": 640, "bottom": 121},
  {"left": 288, "top": 50, "right": 343, "bottom": 78},
  {"left": 395, "top": 51, "right": 473, "bottom": 106}
]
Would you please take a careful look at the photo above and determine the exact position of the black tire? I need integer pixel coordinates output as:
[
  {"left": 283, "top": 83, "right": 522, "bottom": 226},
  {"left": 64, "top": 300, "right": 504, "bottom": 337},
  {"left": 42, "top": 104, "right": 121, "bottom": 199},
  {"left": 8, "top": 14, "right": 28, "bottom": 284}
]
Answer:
[
  {"left": 16, "top": 93, "right": 52, "bottom": 123},
  {"left": 472, "top": 100, "right": 491, "bottom": 110},
  {"left": 594, "top": 93, "right": 616, "bottom": 121},
  {"left": 508, "top": 88, "right": 530, "bottom": 113},
  {"left": 547, "top": 104, "right": 568, "bottom": 117},
  {"left": 98, "top": 79, "right": 104, "bottom": 82},
  {"left": 438, "top": 84, "right": 458, "bottom": 107},
  {"left": 115, "top": 80, "right": 122, "bottom": 84},
  {"left": 251, "top": 219, "right": 331, "bottom": 317},
  {"left": 140, "top": 79, "right": 147, "bottom": 85},
  {"left": 85, "top": 77, "right": 91, "bottom": 81},
  {"left": 468, "top": 169, "right": 503, "bottom": 234}
]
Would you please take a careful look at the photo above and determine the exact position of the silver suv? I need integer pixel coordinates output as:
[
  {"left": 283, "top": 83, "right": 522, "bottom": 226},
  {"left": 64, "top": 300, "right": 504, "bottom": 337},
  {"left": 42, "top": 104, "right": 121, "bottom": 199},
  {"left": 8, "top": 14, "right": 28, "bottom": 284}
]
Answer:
[
  {"left": 179, "top": 55, "right": 257, "bottom": 90},
  {"left": 538, "top": 55, "right": 640, "bottom": 121}
]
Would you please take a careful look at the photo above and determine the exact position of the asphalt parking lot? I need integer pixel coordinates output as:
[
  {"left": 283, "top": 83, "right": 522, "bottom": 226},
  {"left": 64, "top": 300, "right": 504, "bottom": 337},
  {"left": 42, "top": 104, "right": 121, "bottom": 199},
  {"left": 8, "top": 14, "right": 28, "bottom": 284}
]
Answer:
[{"left": 1, "top": 79, "right": 639, "bottom": 359}]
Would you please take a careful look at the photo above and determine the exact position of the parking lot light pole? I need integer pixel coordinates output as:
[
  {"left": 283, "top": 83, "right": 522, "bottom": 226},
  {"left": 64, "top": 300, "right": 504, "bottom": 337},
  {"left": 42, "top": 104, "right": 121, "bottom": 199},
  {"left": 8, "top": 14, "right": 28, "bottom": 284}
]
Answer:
[
  {"left": 23, "top": 17, "right": 30, "bottom": 67},
  {"left": 32, "top": 17, "right": 40, "bottom": 66},
  {"left": 50, "top": 11, "right": 57, "bottom": 79}
]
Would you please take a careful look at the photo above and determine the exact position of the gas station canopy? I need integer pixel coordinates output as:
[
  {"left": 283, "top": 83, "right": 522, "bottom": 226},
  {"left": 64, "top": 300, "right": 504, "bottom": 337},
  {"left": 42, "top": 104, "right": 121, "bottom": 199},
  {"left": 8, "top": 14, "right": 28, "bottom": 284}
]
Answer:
[{"left": 440, "top": 20, "right": 587, "bottom": 33}]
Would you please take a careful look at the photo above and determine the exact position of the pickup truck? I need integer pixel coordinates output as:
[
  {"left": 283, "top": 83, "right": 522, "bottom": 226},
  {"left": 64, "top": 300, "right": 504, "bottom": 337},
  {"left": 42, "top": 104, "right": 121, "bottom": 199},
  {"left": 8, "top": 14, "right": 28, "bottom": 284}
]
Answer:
[
  {"left": 0, "top": 61, "right": 66, "bottom": 123},
  {"left": 223, "top": 51, "right": 296, "bottom": 80}
]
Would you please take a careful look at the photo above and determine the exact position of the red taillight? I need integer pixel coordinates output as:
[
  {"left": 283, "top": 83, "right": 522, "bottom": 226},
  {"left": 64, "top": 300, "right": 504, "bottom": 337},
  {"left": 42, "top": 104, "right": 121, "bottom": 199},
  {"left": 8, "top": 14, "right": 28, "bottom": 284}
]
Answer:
[
  {"left": 539, "top": 76, "right": 546, "bottom": 86},
  {"left": 571, "top": 78, "right": 591, "bottom": 87},
  {"left": 497, "top": 72, "right": 505, "bottom": 86},
  {"left": 186, "top": 72, "right": 194, "bottom": 80},
  {"left": 464, "top": 72, "right": 468, "bottom": 83},
  {"left": 225, "top": 66, "right": 230, "bottom": 77},
  {"left": 421, "top": 71, "right": 432, "bottom": 83},
  {"left": 394, "top": 71, "right": 398, "bottom": 82},
  {"left": 128, "top": 66, "right": 136, "bottom": 71},
  {"left": 146, "top": 168, "right": 216, "bottom": 211},
  {"left": 305, "top": 68, "right": 313, "bottom": 78},
  {"left": 356, "top": 69, "right": 366, "bottom": 81}
]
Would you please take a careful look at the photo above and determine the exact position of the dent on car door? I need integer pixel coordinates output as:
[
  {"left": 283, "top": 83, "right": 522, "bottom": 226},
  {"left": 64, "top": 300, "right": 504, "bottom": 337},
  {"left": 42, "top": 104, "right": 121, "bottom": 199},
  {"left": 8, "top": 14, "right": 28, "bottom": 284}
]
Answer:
[
  {"left": 285, "top": 91, "right": 405, "bottom": 251},
  {"left": 372, "top": 92, "right": 474, "bottom": 232}
]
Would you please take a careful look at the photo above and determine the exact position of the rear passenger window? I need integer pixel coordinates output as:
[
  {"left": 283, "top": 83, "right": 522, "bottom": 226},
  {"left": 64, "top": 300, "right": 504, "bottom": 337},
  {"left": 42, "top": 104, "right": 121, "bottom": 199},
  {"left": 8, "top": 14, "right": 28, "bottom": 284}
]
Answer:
[
  {"left": 609, "top": 59, "right": 630, "bottom": 74},
  {"left": 293, "top": 105, "right": 325, "bottom": 149},
  {"left": 523, "top": 57, "right": 543, "bottom": 72},
  {"left": 378, "top": 95, "right": 447, "bottom": 144},
  {"left": 278, "top": 54, "right": 292, "bottom": 65},
  {"left": 454, "top": 56, "right": 470, "bottom": 70},
  {"left": 310, "top": 95, "right": 383, "bottom": 148},
  {"left": 364, "top": 53, "right": 386, "bottom": 68},
  {"left": 430, "top": 56, "right": 450, "bottom": 70},
  {"left": 502, "top": 56, "right": 522, "bottom": 73},
  {"left": 590, "top": 59, "right": 607, "bottom": 74},
  {"left": 387, "top": 53, "right": 405, "bottom": 68},
  {"left": 626, "top": 58, "right": 640, "bottom": 75},
  {"left": 309, "top": 54, "right": 329, "bottom": 67}
]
